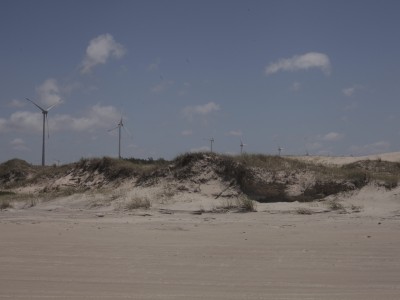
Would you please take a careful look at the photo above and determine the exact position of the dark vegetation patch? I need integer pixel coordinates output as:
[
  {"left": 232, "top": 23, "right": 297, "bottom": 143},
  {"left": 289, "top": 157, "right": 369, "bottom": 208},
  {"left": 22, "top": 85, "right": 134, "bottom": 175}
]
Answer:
[
  {"left": 0, "top": 190, "right": 15, "bottom": 197},
  {"left": 0, "top": 159, "right": 35, "bottom": 186}
]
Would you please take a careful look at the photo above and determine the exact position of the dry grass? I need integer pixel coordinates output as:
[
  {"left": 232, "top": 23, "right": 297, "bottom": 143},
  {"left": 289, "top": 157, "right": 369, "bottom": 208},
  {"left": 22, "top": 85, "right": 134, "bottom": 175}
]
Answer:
[
  {"left": 327, "top": 199, "right": 346, "bottom": 212},
  {"left": 25, "top": 198, "right": 38, "bottom": 208},
  {"left": 218, "top": 195, "right": 257, "bottom": 212},
  {"left": 296, "top": 208, "right": 313, "bottom": 215},
  {"left": 0, "top": 199, "right": 13, "bottom": 210},
  {"left": 125, "top": 197, "right": 151, "bottom": 210}
]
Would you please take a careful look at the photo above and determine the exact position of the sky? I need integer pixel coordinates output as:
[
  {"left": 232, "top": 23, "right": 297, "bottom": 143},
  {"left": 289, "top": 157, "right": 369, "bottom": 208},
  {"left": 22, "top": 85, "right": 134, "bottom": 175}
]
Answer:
[{"left": 1, "top": 0, "right": 400, "bottom": 164}]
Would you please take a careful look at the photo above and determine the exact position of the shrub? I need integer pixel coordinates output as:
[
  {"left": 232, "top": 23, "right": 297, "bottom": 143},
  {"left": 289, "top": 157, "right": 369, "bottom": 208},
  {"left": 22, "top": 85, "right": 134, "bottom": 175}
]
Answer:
[
  {"left": 218, "top": 195, "right": 257, "bottom": 212},
  {"left": 125, "top": 197, "right": 151, "bottom": 210},
  {"left": 0, "top": 199, "right": 13, "bottom": 210},
  {"left": 327, "top": 200, "right": 345, "bottom": 211},
  {"left": 296, "top": 208, "right": 313, "bottom": 215}
]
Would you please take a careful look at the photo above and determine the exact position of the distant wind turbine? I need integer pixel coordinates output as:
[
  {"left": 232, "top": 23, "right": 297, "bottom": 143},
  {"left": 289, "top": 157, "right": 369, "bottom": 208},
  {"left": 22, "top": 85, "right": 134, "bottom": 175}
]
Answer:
[
  {"left": 207, "top": 137, "right": 214, "bottom": 153},
  {"left": 278, "top": 146, "right": 284, "bottom": 156},
  {"left": 240, "top": 139, "right": 247, "bottom": 154},
  {"left": 108, "top": 117, "right": 132, "bottom": 159},
  {"left": 26, "top": 98, "right": 60, "bottom": 166}
]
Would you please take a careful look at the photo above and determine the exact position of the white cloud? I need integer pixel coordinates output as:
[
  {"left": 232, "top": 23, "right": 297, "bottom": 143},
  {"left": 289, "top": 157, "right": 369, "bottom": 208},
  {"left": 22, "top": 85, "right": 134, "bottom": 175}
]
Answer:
[
  {"left": 265, "top": 52, "right": 331, "bottom": 75},
  {"left": 342, "top": 87, "right": 356, "bottom": 97},
  {"left": 10, "top": 138, "right": 29, "bottom": 151},
  {"left": 349, "top": 141, "right": 390, "bottom": 155},
  {"left": 36, "top": 78, "right": 62, "bottom": 107},
  {"left": 342, "top": 85, "right": 363, "bottom": 97},
  {"left": 8, "top": 111, "right": 43, "bottom": 132},
  {"left": 321, "top": 132, "right": 344, "bottom": 142},
  {"left": 151, "top": 80, "right": 174, "bottom": 94},
  {"left": 181, "top": 130, "right": 193, "bottom": 136},
  {"left": 228, "top": 130, "right": 242, "bottom": 136},
  {"left": 81, "top": 33, "right": 126, "bottom": 74},
  {"left": 54, "top": 104, "right": 120, "bottom": 132},
  {"left": 147, "top": 58, "right": 160, "bottom": 71},
  {"left": 183, "top": 102, "right": 220, "bottom": 120},
  {"left": 0, "top": 104, "right": 120, "bottom": 133}
]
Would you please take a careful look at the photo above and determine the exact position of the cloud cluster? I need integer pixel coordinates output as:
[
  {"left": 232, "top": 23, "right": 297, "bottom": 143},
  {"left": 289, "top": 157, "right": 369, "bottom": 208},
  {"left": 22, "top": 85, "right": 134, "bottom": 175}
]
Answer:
[
  {"left": 54, "top": 104, "right": 121, "bottom": 132},
  {"left": 228, "top": 130, "right": 242, "bottom": 136},
  {"left": 265, "top": 52, "right": 331, "bottom": 75},
  {"left": 181, "top": 130, "right": 193, "bottom": 136},
  {"left": 151, "top": 80, "right": 174, "bottom": 94},
  {"left": 81, "top": 34, "right": 126, "bottom": 74},
  {"left": 321, "top": 132, "right": 344, "bottom": 142},
  {"left": 36, "top": 78, "right": 62, "bottom": 107},
  {"left": 147, "top": 58, "right": 161, "bottom": 71},
  {"left": 0, "top": 104, "right": 120, "bottom": 133},
  {"left": 182, "top": 102, "right": 220, "bottom": 120},
  {"left": 342, "top": 85, "right": 363, "bottom": 97}
]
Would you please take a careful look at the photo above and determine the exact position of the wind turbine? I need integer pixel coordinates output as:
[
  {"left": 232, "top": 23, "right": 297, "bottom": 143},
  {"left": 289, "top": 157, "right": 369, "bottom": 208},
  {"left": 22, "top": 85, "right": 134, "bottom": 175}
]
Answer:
[
  {"left": 208, "top": 137, "right": 214, "bottom": 153},
  {"left": 240, "top": 138, "right": 247, "bottom": 154},
  {"left": 26, "top": 98, "right": 59, "bottom": 166},
  {"left": 278, "top": 146, "right": 284, "bottom": 156},
  {"left": 108, "top": 117, "right": 132, "bottom": 159}
]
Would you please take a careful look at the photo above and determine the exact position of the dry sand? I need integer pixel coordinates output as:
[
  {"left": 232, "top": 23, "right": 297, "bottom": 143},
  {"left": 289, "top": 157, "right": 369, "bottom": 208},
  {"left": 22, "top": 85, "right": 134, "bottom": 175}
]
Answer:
[
  {"left": 1, "top": 152, "right": 400, "bottom": 299},
  {"left": 1, "top": 195, "right": 400, "bottom": 300}
]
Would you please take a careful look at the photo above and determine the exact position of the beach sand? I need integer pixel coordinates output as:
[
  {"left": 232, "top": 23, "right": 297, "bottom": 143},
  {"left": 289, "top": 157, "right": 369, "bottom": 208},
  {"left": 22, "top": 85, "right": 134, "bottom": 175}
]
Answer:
[{"left": 1, "top": 204, "right": 400, "bottom": 300}]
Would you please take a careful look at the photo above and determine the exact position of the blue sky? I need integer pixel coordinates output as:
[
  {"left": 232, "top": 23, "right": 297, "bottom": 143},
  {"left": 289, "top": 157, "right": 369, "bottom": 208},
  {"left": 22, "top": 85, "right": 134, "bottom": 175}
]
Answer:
[{"left": 1, "top": 0, "right": 400, "bottom": 164}]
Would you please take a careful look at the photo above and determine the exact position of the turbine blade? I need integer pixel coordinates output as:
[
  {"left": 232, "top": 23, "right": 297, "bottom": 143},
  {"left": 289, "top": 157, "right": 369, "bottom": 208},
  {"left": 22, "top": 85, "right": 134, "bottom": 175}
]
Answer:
[
  {"left": 26, "top": 98, "right": 46, "bottom": 112},
  {"left": 123, "top": 126, "right": 133, "bottom": 138},
  {"left": 46, "top": 101, "right": 61, "bottom": 112},
  {"left": 108, "top": 126, "right": 119, "bottom": 132}
]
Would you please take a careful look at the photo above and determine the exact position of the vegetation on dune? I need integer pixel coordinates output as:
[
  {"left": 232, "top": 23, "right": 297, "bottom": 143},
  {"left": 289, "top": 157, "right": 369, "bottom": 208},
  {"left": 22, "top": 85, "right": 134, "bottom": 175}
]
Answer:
[{"left": 0, "top": 153, "right": 399, "bottom": 205}]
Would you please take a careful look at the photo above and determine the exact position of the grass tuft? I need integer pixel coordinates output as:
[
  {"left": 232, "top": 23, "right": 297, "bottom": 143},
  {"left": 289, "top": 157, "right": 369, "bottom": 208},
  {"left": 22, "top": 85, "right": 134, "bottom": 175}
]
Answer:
[
  {"left": 218, "top": 195, "right": 257, "bottom": 212},
  {"left": 0, "top": 199, "right": 13, "bottom": 210},
  {"left": 125, "top": 197, "right": 151, "bottom": 210},
  {"left": 327, "top": 199, "right": 346, "bottom": 212},
  {"left": 296, "top": 208, "right": 313, "bottom": 215}
]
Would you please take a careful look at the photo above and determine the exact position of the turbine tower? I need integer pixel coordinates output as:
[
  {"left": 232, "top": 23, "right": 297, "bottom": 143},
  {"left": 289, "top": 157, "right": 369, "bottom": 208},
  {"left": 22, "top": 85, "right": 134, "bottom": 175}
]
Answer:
[
  {"left": 26, "top": 98, "right": 59, "bottom": 166},
  {"left": 209, "top": 137, "right": 214, "bottom": 153},
  {"left": 108, "top": 118, "right": 124, "bottom": 159}
]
